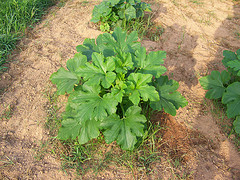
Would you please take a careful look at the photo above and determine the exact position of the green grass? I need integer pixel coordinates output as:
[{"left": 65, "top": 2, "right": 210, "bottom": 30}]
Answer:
[
  {"left": 235, "top": 31, "right": 240, "bottom": 39},
  {"left": 0, "top": 104, "right": 14, "bottom": 120},
  {"left": 190, "top": 0, "right": 203, "bottom": 5},
  {"left": 0, "top": 155, "right": 15, "bottom": 168},
  {"left": 0, "top": 0, "right": 59, "bottom": 71},
  {"left": 124, "top": 15, "right": 165, "bottom": 41}
]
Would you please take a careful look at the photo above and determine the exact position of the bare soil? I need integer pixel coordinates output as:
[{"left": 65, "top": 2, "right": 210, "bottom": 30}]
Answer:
[{"left": 0, "top": 0, "right": 240, "bottom": 179}]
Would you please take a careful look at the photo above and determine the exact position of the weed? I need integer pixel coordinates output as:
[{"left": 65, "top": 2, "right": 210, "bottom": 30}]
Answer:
[
  {"left": 190, "top": 0, "right": 203, "bottom": 5},
  {"left": 124, "top": 15, "right": 165, "bottom": 41},
  {"left": 43, "top": 86, "right": 63, "bottom": 135},
  {"left": 178, "top": 28, "right": 186, "bottom": 50},
  {"left": 235, "top": 31, "right": 240, "bottom": 39},
  {"left": 0, "top": 155, "right": 14, "bottom": 168},
  {"left": 0, "top": 105, "right": 14, "bottom": 120}
]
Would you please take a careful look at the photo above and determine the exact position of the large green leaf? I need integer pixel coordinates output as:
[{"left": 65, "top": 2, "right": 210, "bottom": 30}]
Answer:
[
  {"left": 114, "top": 52, "right": 134, "bottom": 73},
  {"left": 101, "top": 106, "right": 147, "bottom": 150},
  {"left": 102, "top": 27, "right": 141, "bottom": 55},
  {"left": 58, "top": 117, "right": 100, "bottom": 144},
  {"left": 58, "top": 101, "right": 101, "bottom": 144},
  {"left": 111, "top": 79, "right": 127, "bottom": 103},
  {"left": 91, "top": 1, "right": 112, "bottom": 23},
  {"left": 127, "top": 0, "right": 135, "bottom": 5},
  {"left": 150, "top": 76, "right": 188, "bottom": 116},
  {"left": 50, "top": 54, "right": 87, "bottom": 95},
  {"left": 58, "top": 118, "right": 81, "bottom": 140},
  {"left": 233, "top": 116, "right": 240, "bottom": 134},
  {"left": 222, "top": 50, "right": 238, "bottom": 68},
  {"left": 77, "top": 118, "right": 100, "bottom": 144},
  {"left": 126, "top": 73, "right": 159, "bottom": 105},
  {"left": 108, "top": 0, "right": 121, "bottom": 6},
  {"left": 222, "top": 82, "right": 240, "bottom": 118},
  {"left": 227, "top": 59, "right": 240, "bottom": 76},
  {"left": 222, "top": 49, "right": 240, "bottom": 76},
  {"left": 70, "top": 83, "right": 118, "bottom": 121},
  {"left": 76, "top": 28, "right": 140, "bottom": 61},
  {"left": 77, "top": 52, "right": 116, "bottom": 88},
  {"left": 125, "top": 5, "right": 136, "bottom": 20},
  {"left": 50, "top": 68, "right": 78, "bottom": 95},
  {"left": 66, "top": 53, "right": 87, "bottom": 72},
  {"left": 134, "top": 47, "right": 167, "bottom": 78},
  {"left": 199, "top": 70, "right": 230, "bottom": 99},
  {"left": 76, "top": 36, "right": 115, "bottom": 61}
]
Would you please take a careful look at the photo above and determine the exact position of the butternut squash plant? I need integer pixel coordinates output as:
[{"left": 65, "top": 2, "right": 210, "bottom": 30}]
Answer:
[{"left": 50, "top": 28, "right": 188, "bottom": 150}]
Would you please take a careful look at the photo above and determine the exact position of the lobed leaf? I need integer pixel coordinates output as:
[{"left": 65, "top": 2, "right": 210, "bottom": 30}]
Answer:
[
  {"left": 222, "top": 50, "right": 238, "bottom": 68},
  {"left": 150, "top": 76, "right": 188, "bottom": 116},
  {"left": 227, "top": 59, "right": 240, "bottom": 76},
  {"left": 77, "top": 52, "right": 116, "bottom": 88},
  {"left": 70, "top": 83, "right": 118, "bottom": 121},
  {"left": 114, "top": 53, "right": 134, "bottom": 73},
  {"left": 126, "top": 73, "right": 159, "bottom": 105},
  {"left": 50, "top": 53, "right": 87, "bottom": 95},
  {"left": 77, "top": 118, "right": 100, "bottom": 144},
  {"left": 67, "top": 53, "right": 87, "bottom": 72},
  {"left": 125, "top": 5, "right": 136, "bottom": 20},
  {"left": 108, "top": 0, "right": 121, "bottom": 6},
  {"left": 199, "top": 70, "right": 230, "bottom": 99},
  {"left": 91, "top": 1, "right": 112, "bottom": 23},
  {"left": 76, "top": 36, "right": 115, "bottom": 61},
  {"left": 101, "top": 106, "right": 147, "bottom": 150},
  {"left": 134, "top": 47, "right": 167, "bottom": 77},
  {"left": 58, "top": 118, "right": 81, "bottom": 140},
  {"left": 222, "top": 82, "right": 240, "bottom": 118},
  {"left": 102, "top": 27, "right": 141, "bottom": 55}
]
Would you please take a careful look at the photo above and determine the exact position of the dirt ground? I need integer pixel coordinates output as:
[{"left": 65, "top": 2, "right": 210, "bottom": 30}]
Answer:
[{"left": 0, "top": 0, "right": 240, "bottom": 179}]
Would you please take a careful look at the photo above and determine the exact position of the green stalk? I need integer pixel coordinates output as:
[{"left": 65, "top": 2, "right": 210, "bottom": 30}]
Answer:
[{"left": 120, "top": 102, "right": 125, "bottom": 117}]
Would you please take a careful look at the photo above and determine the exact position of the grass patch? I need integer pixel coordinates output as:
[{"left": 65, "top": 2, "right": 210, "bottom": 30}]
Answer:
[
  {"left": 190, "top": 0, "right": 203, "bottom": 5},
  {"left": 235, "top": 31, "right": 240, "bottom": 39},
  {"left": 0, "top": 105, "right": 14, "bottom": 121},
  {"left": 0, "top": 0, "right": 59, "bottom": 71},
  {"left": 122, "top": 15, "right": 165, "bottom": 41}
]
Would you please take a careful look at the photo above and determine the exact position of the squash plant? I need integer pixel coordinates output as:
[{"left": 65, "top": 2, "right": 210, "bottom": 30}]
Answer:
[
  {"left": 91, "top": 0, "right": 152, "bottom": 32},
  {"left": 50, "top": 27, "right": 188, "bottom": 150},
  {"left": 199, "top": 49, "right": 240, "bottom": 134}
]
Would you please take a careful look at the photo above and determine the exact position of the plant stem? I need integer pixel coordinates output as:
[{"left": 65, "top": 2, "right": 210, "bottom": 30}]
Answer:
[{"left": 120, "top": 102, "right": 125, "bottom": 117}]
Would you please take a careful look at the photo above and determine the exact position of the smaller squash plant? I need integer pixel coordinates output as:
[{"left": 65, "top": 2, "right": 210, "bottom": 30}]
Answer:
[
  {"left": 91, "top": 0, "right": 152, "bottom": 32},
  {"left": 50, "top": 27, "right": 188, "bottom": 150},
  {"left": 199, "top": 49, "right": 240, "bottom": 134}
]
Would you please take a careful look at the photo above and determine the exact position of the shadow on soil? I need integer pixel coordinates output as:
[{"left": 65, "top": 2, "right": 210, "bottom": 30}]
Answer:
[{"left": 201, "top": 2, "right": 240, "bottom": 179}]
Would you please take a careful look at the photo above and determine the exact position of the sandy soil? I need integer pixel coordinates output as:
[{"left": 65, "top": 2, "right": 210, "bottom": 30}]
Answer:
[{"left": 0, "top": 0, "right": 240, "bottom": 179}]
